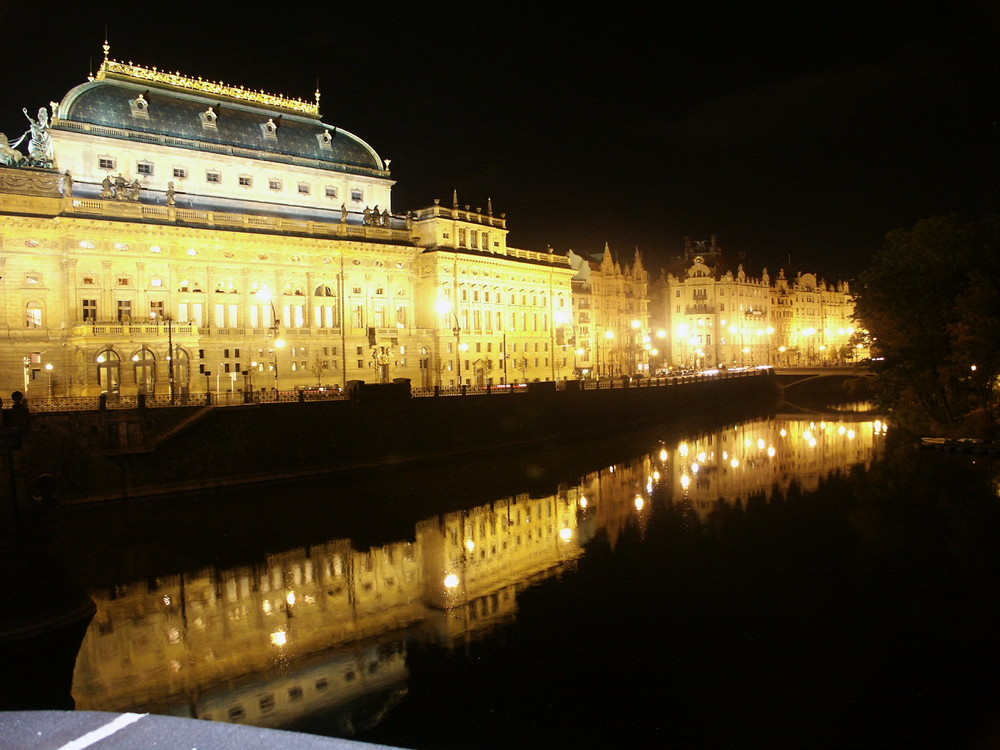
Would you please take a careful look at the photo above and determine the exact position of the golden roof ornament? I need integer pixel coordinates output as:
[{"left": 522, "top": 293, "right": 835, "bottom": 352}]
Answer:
[{"left": 94, "top": 41, "right": 320, "bottom": 117}]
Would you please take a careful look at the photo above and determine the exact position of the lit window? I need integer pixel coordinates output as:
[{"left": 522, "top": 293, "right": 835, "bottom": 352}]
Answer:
[{"left": 25, "top": 302, "right": 42, "bottom": 328}]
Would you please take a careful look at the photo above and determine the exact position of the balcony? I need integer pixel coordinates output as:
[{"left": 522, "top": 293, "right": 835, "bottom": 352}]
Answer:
[{"left": 684, "top": 304, "right": 715, "bottom": 315}]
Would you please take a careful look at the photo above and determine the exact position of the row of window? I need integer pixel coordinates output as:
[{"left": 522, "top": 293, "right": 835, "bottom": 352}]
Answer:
[{"left": 97, "top": 156, "right": 365, "bottom": 201}]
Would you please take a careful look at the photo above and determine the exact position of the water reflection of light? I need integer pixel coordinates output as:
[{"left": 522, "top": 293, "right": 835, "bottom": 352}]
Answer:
[
  {"left": 653, "top": 470, "right": 660, "bottom": 481},
  {"left": 634, "top": 495, "right": 645, "bottom": 510},
  {"left": 559, "top": 527, "right": 573, "bottom": 541},
  {"left": 679, "top": 443, "right": 689, "bottom": 458},
  {"left": 465, "top": 538, "right": 476, "bottom": 553},
  {"left": 444, "top": 574, "right": 460, "bottom": 589},
  {"left": 691, "top": 463, "right": 700, "bottom": 474},
  {"left": 731, "top": 458, "right": 740, "bottom": 469},
  {"left": 659, "top": 448, "right": 668, "bottom": 462},
  {"left": 286, "top": 592, "right": 296, "bottom": 607},
  {"left": 767, "top": 446, "right": 776, "bottom": 457},
  {"left": 579, "top": 496, "right": 588, "bottom": 509},
  {"left": 697, "top": 451, "right": 707, "bottom": 463},
  {"left": 269, "top": 630, "right": 287, "bottom": 647},
  {"left": 756, "top": 438, "right": 765, "bottom": 450},
  {"left": 680, "top": 474, "right": 691, "bottom": 489},
  {"left": 262, "top": 600, "right": 273, "bottom": 615}
]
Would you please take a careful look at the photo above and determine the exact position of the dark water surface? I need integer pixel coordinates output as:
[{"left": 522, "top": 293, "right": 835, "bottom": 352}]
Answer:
[{"left": 53, "top": 412, "right": 1000, "bottom": 749}]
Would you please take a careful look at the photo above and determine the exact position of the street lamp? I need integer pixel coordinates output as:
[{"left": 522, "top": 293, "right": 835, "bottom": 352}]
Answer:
[
  {"left": 44, "top": 363, "right": 53, "bottom": 398},
  {"left": 257, "top": 289, "right": 283, "bottom": 391},
  {"left": 436, "top": 299, "right": 465, "bottom": 388}
]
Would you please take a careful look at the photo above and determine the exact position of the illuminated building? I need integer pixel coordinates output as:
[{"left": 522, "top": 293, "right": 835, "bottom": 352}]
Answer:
[
  {"left": 568, "top": 244, "right": 650, "bottom": 377},
  {"left": 0, "top": 46, "right": 573, "bottom": 397},
  {"left": 651, "top": 236, "right": 863, "bottom": 369}
]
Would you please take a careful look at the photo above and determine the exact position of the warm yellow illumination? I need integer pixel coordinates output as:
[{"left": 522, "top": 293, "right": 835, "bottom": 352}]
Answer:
[
  {"left": 678, "top": 442, "right": 689, "bottom": 457},
  {"left": 634, "top": 495, "right": 645, "bottom": 510},
  {"left": 730, "top": 458, "right": 740, "bottom": 468},
  {"left": 285, "top": 591, "right": 296, "bottom": 607},
  {"left": 559, "top": 527, "right": 573, "bottom": 541},
  {"left": 270, "top": 630, "right": 288, "bottom": 647},
  {"left": 444, "top": 573, "right": 460, "bottom": 589},
  {"left": 579, "top": 496, "right": 588, "bottom": 509},
  {"left": 659, "top": 448, "right": 668, "bottom": 462},
  {"left": 465, "top": 538, "right": 475, "bottom": 552},
  {"left": 680, "top": 474, "right": 691, "bottom": 489}
]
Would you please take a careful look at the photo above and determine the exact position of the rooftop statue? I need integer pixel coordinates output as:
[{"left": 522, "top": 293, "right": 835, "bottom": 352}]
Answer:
[
  {"left": 22, "top": 107, "right": 54, "bottom": 167},
  {"left": 0, "top": 133, "right": 24, "bottom": 166}
]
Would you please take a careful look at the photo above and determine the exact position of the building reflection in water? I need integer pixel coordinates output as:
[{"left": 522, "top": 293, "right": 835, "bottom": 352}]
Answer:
[{"left": 71, "top": 415, "right": 886, "bottom": 733}]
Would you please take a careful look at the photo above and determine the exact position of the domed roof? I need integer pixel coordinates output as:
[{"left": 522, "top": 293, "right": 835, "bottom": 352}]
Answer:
[{"left": 56, "top": 70, "right": 383, "bottom": 174}]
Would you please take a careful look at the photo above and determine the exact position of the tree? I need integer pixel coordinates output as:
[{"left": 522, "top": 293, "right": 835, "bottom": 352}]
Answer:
[
  {"left": 308, "top": 355, "right": 329, "bottom": 387},
  {"left": 853, "top": 214, "right": 1000, "bottom": 432}
]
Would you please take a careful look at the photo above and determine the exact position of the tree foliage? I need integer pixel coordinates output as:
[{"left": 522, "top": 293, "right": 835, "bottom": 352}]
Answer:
[{"left": 854, "top": 215, "right": 1000, "bottom": 432}]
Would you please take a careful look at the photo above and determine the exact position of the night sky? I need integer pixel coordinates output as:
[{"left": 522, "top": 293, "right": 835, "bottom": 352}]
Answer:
[{"left": 2, "top": 1, "right": 997, "bottom": 280}]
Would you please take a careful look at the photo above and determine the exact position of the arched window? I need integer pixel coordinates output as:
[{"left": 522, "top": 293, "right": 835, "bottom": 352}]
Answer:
[
  {"left": 96, "top": 348, "right": 121, "bottom": 394},
  {"left": 25, "top": 301, "right": 43, "bottom": 328},
  {"left": 131, "top": 347, "right": 156, "bottom": 394},
  {"left": 313, "top": 285, "right": 339, "bottom": 328},
  {"left": 314, "top": 285, "right": 334, "bottom": 297}
]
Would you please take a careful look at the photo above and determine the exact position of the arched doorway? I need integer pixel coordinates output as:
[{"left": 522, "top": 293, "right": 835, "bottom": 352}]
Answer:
[
  {"left": 131, "top": 347, "right": 156, "bottom": 394},
  {"left": 96, "top": 348, "right": 121, "bottom": 394}
]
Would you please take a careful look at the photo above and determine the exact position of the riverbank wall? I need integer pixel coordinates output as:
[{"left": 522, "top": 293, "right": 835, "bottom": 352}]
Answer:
[{"left": 11, "top": 372, "right": 780, "bottom": 505}]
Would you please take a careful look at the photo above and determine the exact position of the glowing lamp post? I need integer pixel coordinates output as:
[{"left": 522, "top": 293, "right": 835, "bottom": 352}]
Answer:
[
  {"left": 44, "top": 363, "right": 53, "bottom": 398},
  {"left": 257, "top": 289, "right": 283, "bottom": 391}
]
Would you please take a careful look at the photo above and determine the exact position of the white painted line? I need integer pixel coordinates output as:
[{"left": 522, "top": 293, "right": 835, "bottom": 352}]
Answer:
[{"left": 55, "top": 713, "right": 147, "bottom": 750}]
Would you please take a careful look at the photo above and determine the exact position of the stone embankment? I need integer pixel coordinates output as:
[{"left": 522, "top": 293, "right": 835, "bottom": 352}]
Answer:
[{"left": 6, "top": 372, "right": 779, "bottom": 505}]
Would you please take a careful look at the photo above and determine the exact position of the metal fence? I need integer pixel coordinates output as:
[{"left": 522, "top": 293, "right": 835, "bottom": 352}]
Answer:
[{"left": 14, "top": 368, "right": 771, "bottom": 413}]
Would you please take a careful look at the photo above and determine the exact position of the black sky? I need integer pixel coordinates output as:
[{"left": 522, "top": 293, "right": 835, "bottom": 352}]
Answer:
[{"left": 2, "top": 1, "right": 997, "bottom": 280}]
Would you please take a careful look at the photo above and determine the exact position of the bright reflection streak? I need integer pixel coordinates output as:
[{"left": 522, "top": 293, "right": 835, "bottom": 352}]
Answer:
[
  {"left": 780, "top": 429, "right": 787, "bottom": 437},
  {"left": 757, "top": 438, "right": 765, "bottom": 450},
  {"left": 659, "top": 449, "right": 668, "bottom": 462},
  {"left": 680, "top": 474, "right": 691, "bottom": 489},
  {"left": 262, "top": 600, "right": 273, "bottom": 614},
  {"left": 847, "top": 430, "right": 856, "bottom": 440},
  {"left": 634, "top": 495, "right": 645, "bottom": 510},
  {"left": 653, "top": 470, "right": 661, "bottom": 481},
  {"left": 444, "top": 574, "right": 460, "bottom": 589},
  {"left": 679, "top": 443, "right": 689, "bottom": 457},
  {"left": 730, "top": 458, "right": 740, "bottom": 469},
  {"left": 697, "top": 451, "right": 707, "bottom": 463},
  {"left": 285, "top": 592, "right": 296, "bottom": 607},
  {"left": 559, "top": 527, "right": 573, "bottom": 541},
  {"left": 465, "top": 538, "right": 475, "bottom": 552},
  {"left": 767, "top": 446, "right": 776, "bottom": 457},
  {"left": 691, "top": 463, "right": 700, "bottom": 474},
  {"left": 270, "top": 630, "right": 287, "bottom": 647},
  {"left": 579, "top": 496, "right": 588, "bottom": 509}
]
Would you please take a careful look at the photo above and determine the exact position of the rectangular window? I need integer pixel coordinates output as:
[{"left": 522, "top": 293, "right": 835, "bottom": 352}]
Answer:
[
  {"left": 351, "top": 188, "right": 363, "bottom": 202},
  {"left": 99, "top": 157, "right": 116, "bottom": 170},
  {"left": 325, "top": 186, "right": 337, "bottom": 198},
  {"left": 297, "top": 183, "right": 311, "bottom": 195},
  {"left": 25, "top": 305, "right": 41, "bottom": 328},
  {"left": 353, "top": 306, "right": 364, "bottom": 328},
  {"left": 117, "top": 300, "right": 132, "bottom": 322},
  {"left": 173, "top": 167, "right": 187, "bottom": 179},
  {"left": 149, "top": 300, "right": 164, "bottom": 320},
  {"left": 206, "top": 171, "right": 221, "bottom": 184},
  {"left": 82, "top": 299, "right": 97, "bottom": 321},
  {"left": 137, "top": 162, "right": 153, "bottom": 176},
  {"left": 238, "top": 175, "right": 252, "bottom": 187},
  {"left": 269, "top": 178, "right": 282, "bottom": 190}
]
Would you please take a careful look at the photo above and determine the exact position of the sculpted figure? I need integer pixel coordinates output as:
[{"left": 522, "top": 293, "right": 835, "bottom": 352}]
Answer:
[
  {"left": 340, "top": 203, "right": 347, "bottom": 223},
  {"left": 166, "top": 181, "right": 176, "bottom": 207},
  {"left": 22, "top": 107, "right": 53, "bottom": 164},
  {"left": 101, "top": 174, "right": 112, "bottom": 198},
  {"left": 382, "top": 209, "right": 390, "bottom": 226},
  {"left": 363, "top": 207, "right": 372, "bottom": 225},
  {"left": 129, "top": 179, "right": 141, "bottom": 201},
  {"left": 0, "top": 133, "right": 23, "bottom": 166},
  {"left": 61, "top": 170, "right": 73, "bottom": 197}
]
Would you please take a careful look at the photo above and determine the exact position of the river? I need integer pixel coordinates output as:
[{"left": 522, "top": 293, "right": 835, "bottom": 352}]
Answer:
[{"left": 50, "top": 409, "right": 1000, "bottom": 748}]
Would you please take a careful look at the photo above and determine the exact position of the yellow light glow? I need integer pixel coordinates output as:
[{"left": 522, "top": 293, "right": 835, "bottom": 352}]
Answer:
[
  {"left": 286, "top": 592, "right": 296, "bottom": 607},
  {"left": 731, "top": 458, "right": 740, "bottom": 469},
  {"left": 270, "top": 630, "right": 287, "bottom": 647},
  {"left": 560, "top": 527, "right": 573, "bottom": 541},
  {"left": 435, "top": 299, "right": 453, "bottom": 314},
  {"left": 679, "top": 442, "right": 689, "bottom": 457},
  {"left": 579, "top": 495, "right": 588, "bottom": 508},
  {"left": 659, "top": 448, "right": 668, "bottom": 462},
  {"left": 767, "top": 446, "right": 776, "bottom": 457},
  {"left": 444, "top": 573, "right": 460, "bottom": 589},
  {"left": 465, "top": 538, "right": 475, "bottom": 552},
  {"left": 691, "top": 463, "right": 700, "bottom": 474},
  {"left": 680, "top": 474, "right": 691, "bottom": 489},
  {"left": 634, "top": 495, "right": 645, "bottom": 510}
]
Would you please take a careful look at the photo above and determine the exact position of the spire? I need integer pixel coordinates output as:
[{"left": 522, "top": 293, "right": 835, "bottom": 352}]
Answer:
[
  {"left": 452, "top": 189, "right": 459, "bottom": 209},
  {"left": 487, "top": 197, "right": 493, "bottom": 217}
]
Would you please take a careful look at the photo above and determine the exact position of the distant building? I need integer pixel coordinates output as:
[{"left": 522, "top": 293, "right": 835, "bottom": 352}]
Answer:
[
  {"left": 568, "top": 244, "right": 649, "bottom": 378},
  {"left": 650, "top": 236, "right": 862, "bottom": 369},
  {"left": 0, "top": 46, "right": 573, "bottom": 397}
]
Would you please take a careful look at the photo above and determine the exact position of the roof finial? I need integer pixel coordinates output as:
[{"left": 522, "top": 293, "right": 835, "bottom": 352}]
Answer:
[
  {"left": 103, "top": 35, "right": 110, "bottom": 63},
  {"left": 452, "top": 189, "right": 459, "bottom": 209},
  {"left": 487, "top": 197, "right": 493, "bottom": 216},
  {"left": 315, "top": 77, "right": 321, "bottom": 109}
]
